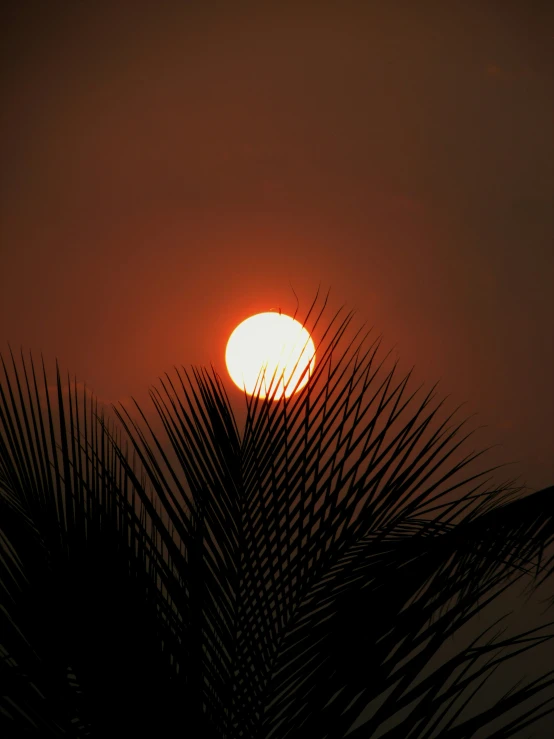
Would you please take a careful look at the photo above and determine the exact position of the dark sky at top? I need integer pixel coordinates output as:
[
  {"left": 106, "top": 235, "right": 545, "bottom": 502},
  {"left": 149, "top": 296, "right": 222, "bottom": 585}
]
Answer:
[{"left": 1, "top": 0, "right": 552, "bottom": 495}]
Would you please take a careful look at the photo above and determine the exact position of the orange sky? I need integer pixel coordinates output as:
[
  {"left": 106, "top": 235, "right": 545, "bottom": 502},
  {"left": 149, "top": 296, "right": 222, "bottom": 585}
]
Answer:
[{"left": 1, "top": 0, "right": 552, "bottom": 491}]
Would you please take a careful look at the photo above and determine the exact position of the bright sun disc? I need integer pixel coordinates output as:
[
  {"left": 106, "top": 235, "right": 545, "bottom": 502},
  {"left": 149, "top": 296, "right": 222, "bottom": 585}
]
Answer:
[{"left": 225, "top": 312, "right": 316, "bottom": 399}]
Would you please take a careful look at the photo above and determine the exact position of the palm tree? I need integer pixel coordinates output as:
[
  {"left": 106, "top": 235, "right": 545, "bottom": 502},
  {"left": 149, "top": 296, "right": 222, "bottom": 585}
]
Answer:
[{"left": 1, "top": 288, "right": 553, "bottom": 738}]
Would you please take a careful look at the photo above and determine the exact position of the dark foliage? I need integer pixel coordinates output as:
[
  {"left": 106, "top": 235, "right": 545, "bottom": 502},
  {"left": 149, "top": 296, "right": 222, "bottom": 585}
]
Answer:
[{"left": 1, "top": 290, "right": 553, "bottom": 737}]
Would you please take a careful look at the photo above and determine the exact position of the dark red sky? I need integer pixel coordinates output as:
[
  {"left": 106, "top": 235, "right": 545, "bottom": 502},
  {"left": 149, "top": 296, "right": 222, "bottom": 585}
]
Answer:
[{"left": 1, "top": 0, "right": 552, "bottom": 492}]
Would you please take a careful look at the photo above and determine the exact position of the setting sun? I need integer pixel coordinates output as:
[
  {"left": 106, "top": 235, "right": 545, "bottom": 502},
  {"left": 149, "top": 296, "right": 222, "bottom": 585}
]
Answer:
[{"left": 225, "top": 312, "right": 316, "bottom": 399}]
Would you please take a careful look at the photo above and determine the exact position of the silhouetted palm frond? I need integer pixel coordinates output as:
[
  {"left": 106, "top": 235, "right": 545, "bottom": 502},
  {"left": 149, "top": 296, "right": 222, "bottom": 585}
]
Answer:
[{"left": 1, "top": 290, "right": 553, "bottom": 738}]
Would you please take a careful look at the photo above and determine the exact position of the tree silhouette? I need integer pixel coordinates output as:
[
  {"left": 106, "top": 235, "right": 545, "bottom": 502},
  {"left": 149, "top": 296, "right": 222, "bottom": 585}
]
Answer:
[{"left": 1, "top": 289, "right": 553, "bottom": 737}]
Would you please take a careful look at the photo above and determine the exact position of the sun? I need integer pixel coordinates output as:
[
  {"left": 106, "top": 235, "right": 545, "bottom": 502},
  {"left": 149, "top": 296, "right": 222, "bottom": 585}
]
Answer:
[{"left": 225, "top": 312, "right": 316, "bottom": 399}]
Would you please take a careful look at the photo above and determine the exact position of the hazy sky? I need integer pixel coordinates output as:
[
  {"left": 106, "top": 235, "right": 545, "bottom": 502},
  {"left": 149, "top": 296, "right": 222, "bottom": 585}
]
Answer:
[
  {"left": 1, "top": 0, "right": 552, "bottom": 489},
  {"left": 2, "top": 1, "right": 552, "bottom": 491},
  {"left": 1, "top": 2, "right": 553, "bottom": 734}
]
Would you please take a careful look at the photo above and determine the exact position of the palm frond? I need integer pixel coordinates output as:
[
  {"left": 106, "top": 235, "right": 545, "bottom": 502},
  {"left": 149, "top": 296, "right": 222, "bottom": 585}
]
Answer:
[
  {"left": 0, "top": 347, "right": 200, "bottom": 735},
  {"left": 1, "top": 290, "right": 553, "bottom": 738}
]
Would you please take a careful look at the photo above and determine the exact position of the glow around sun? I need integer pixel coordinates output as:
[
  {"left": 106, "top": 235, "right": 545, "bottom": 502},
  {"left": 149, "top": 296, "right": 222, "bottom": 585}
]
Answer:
[{"left": 225, "top": 312, "right": 316, "bottom": 399}]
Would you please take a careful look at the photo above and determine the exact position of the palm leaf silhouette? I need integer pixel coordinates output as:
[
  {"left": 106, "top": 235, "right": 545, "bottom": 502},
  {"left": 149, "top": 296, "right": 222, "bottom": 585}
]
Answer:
[{"left": 1, "top": 289, "right": 553, "bottom": 737}]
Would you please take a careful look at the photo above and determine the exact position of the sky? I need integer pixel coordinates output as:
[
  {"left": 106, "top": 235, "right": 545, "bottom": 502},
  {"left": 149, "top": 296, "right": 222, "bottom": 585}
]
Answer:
[
  {"left": 1, "top": 1, "right": 553, "bottom": 734},
  {"left": 1, "top": 0, "right": 552, "bottom": 493}
]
